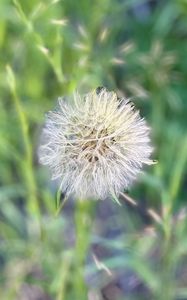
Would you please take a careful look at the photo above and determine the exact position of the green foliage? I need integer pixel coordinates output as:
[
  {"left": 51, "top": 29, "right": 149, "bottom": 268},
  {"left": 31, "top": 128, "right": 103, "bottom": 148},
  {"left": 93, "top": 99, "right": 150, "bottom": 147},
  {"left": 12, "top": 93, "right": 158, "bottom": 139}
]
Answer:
[{"left": 1, "top": 0, "right": 187, "bottom": 299}]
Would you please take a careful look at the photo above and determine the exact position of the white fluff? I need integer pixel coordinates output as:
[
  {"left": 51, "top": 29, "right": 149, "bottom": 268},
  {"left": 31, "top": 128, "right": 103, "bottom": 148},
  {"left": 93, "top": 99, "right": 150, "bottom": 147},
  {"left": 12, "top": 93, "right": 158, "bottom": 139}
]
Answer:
[{"left": 38, "top": 88, "right": 153, "bottom": 199}]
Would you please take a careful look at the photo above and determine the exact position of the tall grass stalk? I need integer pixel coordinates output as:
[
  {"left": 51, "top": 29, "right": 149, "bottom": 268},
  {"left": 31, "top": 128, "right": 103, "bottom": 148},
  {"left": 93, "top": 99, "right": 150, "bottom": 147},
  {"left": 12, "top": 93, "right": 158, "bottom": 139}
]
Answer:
[
  {"left": 6, "top": 66, "right": 41, "bottom": 223},
  {"left": 157, "top": 137, "right": 187, "bottom": 300},
  {"left": 13, "top": 0, "right": 64, "bottom": 84}
]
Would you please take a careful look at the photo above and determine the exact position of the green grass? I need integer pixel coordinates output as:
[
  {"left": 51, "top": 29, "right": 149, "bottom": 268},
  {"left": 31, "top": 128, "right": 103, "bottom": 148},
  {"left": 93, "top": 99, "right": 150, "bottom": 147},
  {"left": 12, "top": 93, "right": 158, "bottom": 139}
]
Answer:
[{"left": 1, "top": 0, "right": 187, "bottom": 299}]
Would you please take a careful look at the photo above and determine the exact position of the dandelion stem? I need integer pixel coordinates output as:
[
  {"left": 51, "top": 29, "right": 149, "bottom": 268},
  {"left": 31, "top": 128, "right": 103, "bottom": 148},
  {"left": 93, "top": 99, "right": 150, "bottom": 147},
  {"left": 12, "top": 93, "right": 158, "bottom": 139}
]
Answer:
[{"left": 73, "top": 199, "right": 95, "bottom": 299}]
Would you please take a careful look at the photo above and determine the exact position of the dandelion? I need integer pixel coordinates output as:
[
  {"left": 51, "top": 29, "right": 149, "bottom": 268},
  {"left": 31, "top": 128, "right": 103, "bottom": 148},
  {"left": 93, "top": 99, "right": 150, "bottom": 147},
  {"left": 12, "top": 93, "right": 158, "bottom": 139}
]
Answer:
[{"left": 38, "top": 87, "right": 153, "bottom": 199}]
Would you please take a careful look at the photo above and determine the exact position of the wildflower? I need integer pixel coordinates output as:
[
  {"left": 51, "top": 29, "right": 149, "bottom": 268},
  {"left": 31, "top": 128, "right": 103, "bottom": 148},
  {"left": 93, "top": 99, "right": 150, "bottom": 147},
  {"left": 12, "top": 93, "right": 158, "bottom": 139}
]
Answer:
[{"left": 38, "top": 88, "right": 153, "bottom": 199}]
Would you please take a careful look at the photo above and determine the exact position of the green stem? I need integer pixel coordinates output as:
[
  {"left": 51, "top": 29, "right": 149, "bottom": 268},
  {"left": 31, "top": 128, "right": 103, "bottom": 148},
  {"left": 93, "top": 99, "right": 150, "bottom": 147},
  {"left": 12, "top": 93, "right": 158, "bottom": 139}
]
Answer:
[
  {"left": 158, "top": 216, "right": 174, "bottom": 300},
  {"left": 56, "top": 252, "right": 73, "bottom": 300},
  {"left": 74, "top": 199, "right": 95, "bottom": 299},
  {"left": 6, "top": 66, "right": 41, "bottom": 222}
]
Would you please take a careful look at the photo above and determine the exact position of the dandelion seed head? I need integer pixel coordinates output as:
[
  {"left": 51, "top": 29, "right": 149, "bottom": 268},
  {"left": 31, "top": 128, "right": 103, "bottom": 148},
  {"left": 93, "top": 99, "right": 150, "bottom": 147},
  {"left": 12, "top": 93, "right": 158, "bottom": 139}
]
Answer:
[{"left": 39, "top": 88, "right": 153, "bottom": 199}]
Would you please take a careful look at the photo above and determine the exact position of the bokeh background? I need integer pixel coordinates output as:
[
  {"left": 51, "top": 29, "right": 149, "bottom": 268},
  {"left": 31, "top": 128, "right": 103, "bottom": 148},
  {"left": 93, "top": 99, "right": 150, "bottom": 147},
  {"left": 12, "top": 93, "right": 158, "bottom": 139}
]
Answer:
[{"left": 1, "top": 0, "right": 187, "bottom": 299}]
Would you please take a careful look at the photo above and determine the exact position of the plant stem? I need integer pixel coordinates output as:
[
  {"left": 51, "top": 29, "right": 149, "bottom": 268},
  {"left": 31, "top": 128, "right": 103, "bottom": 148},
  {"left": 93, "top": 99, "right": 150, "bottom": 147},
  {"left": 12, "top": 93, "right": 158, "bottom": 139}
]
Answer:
[
  {"left": 74, "top": 199, "right": 95, "bottom": 299},
  {"left": 6, "top": 66, "right": 41, "bottom": 226},
  {"left": 158, "top": 214, "right": 174, "bottom": 300}
]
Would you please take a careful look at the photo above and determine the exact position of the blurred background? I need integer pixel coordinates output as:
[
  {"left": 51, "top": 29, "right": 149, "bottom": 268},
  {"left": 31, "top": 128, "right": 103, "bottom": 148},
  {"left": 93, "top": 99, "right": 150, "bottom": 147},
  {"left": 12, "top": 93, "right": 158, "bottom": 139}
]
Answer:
[{"left": 1, "top": 0, "right": 187, "bottom": 299}]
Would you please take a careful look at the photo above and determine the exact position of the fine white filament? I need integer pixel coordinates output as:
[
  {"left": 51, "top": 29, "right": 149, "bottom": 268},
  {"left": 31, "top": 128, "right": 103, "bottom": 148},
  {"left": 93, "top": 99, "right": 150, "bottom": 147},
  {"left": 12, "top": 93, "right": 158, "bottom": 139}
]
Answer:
[{"left": 39, "top": 88, "right": 153, "bottom": 199}]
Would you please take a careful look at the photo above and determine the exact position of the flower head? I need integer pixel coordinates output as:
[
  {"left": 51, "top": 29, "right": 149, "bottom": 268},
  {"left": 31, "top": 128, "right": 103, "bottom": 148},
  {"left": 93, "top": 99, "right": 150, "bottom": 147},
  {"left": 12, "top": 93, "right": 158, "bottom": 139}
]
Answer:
[{"left": 39, "top": 88, "right": 153, "bottom": 199}]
